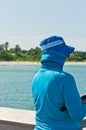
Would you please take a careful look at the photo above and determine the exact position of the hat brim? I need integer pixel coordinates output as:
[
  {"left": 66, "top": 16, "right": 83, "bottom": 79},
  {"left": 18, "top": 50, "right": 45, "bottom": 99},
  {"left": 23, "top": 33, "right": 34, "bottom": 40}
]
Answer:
[
  {"left": 64, "top": 44, "right": 75, "bottom": 57},
  {"left": 51, "top": 43, "right": 75, "bottom": 57}
]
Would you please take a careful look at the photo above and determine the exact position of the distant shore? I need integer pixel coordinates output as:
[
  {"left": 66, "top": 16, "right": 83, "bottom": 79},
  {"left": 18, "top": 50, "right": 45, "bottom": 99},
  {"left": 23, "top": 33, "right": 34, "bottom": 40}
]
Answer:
[
  {"left": 65, "top": 62, "right": 86, "bottom": 65},
  {"left": 0, "top": 61, "right": 86, "bottom": 65},
  {"left": 0, "top": 61, "right": 40, "bottom": 65}
]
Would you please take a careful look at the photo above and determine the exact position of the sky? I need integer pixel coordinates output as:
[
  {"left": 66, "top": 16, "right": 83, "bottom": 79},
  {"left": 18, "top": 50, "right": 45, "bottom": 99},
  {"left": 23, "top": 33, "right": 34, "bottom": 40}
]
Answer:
[{"left": 0, "top": 0, "right": 86, "bottom": 51}]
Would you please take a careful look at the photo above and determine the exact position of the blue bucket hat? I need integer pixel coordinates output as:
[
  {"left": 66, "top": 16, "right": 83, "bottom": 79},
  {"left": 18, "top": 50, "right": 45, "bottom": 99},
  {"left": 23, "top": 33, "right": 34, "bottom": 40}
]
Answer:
[{"left": 40, "top": 36, "right": 75, "bottom": 57}]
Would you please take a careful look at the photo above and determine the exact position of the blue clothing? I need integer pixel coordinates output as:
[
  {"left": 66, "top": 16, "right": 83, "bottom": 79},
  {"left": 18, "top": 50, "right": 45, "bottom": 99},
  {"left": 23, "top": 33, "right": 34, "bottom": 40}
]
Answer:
[
  {"left": 32, "top": 49, "right": 86, "bottom": 130},
  {"left": 40, "top": 35, "right": 75, "bottom": 57}
]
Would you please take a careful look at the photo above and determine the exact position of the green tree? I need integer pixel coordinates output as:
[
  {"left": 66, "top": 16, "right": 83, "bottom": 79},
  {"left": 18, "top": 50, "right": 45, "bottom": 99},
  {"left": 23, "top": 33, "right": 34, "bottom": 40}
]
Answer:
[
  {"left": 0, "top": 44, "right": 4, "bottom": 52},
  {"left": 14, "top": 44, "right": 21, "bottom": 56},
  {"left": 4, "top": 42, "right": 9, "bottom": 51},
  {"left": 27, "top": 47, "right": 41, "bottom": 61}
]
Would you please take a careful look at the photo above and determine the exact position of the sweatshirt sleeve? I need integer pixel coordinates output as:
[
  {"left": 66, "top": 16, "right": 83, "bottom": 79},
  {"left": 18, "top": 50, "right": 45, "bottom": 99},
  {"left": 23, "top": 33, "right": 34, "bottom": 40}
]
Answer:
[{"left": 63, "top": 73, "right": 86, "bottom": 122}]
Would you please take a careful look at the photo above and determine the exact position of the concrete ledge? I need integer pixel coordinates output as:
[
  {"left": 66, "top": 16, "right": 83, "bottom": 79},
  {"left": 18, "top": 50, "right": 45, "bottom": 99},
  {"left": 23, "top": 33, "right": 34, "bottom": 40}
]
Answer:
[
  {"left": 0, "top": 107, "right": 86, "bottom": 130},
  {"left": 0, "top": 120, "right": 35, "bottom": 130},
  {"left": 0, "top": 107, "right": 35, "bottom": 130}
]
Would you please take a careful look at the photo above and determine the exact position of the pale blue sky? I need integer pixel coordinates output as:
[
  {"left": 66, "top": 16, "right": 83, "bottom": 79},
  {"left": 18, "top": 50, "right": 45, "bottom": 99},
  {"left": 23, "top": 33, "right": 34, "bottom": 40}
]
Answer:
[{"left": 0, "top": 0, "right": 86, "bottom": 51}]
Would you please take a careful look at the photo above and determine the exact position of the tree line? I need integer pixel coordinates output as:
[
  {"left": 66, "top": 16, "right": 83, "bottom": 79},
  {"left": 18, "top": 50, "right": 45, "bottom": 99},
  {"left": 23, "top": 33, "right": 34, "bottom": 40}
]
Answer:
[{"left": 0, "top": 42, "right": 86, "bottom": 62}]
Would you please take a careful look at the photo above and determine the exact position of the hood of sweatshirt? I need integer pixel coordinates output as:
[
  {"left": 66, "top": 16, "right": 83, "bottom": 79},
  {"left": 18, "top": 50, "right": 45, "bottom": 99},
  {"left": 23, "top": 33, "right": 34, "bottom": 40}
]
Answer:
[{"left": 40, "top": 49, "right": 66, "bottom": 71}]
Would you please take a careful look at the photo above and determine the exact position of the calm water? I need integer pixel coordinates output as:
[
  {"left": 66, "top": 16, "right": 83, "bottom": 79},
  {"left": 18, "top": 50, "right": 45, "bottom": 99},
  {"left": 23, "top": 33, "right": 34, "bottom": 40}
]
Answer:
[{"left": 0, "top": 64, "right": 86, "bottom": 110}]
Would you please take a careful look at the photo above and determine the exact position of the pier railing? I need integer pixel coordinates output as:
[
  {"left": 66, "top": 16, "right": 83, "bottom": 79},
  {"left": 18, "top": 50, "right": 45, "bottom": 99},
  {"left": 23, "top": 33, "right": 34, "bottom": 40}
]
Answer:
[{"left": 0, "top": 107, "right": 86, "bottom": 130}]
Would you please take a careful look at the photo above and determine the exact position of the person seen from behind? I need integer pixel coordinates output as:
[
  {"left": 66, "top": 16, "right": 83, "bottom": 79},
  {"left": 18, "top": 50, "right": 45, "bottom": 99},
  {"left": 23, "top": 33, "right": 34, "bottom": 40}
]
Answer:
[{"left": 32, "top": 35, "right": 86, "bottom": 130}]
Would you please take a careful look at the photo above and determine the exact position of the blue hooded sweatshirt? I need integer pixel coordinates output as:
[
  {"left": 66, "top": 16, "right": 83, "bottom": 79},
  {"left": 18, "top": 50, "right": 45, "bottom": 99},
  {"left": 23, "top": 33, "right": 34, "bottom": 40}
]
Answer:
[{"left": 32, "top": 49, "right": 86, "bottom": 130}]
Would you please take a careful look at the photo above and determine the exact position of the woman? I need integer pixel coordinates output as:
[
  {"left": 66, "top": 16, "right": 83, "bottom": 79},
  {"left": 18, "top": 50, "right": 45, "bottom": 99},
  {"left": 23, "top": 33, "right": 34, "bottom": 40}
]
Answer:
[{"left": 32, "top": 35, "right": 86, "bottom": 130}]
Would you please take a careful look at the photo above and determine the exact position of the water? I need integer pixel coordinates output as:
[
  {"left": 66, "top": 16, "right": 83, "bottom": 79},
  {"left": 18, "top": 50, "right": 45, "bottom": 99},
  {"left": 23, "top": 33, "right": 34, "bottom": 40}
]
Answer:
[
  {"left": 0, "top": 64, "right": 86, "bottom": 110},
  {"left": 64, "top": 65, "right": 86, "bottom": 94}
]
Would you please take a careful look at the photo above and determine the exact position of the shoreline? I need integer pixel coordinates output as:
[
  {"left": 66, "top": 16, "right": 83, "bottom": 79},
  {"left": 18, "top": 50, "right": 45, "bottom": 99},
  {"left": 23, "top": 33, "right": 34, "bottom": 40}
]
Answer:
[
  {"left": 0, "top": 61, "right": 86, "bottom": 65},
  {"left": 0, "top": 61, "right": 40, "bottom": 65},
  {"left": 65, "top": 61, "right": 86, "bottom": 65}
]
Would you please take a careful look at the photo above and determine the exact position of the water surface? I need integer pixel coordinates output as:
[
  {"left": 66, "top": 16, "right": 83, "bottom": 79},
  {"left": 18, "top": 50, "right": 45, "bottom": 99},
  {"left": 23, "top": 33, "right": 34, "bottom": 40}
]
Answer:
[{"left": 0, "top": 64, "right": 85, "bottom": 110}]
